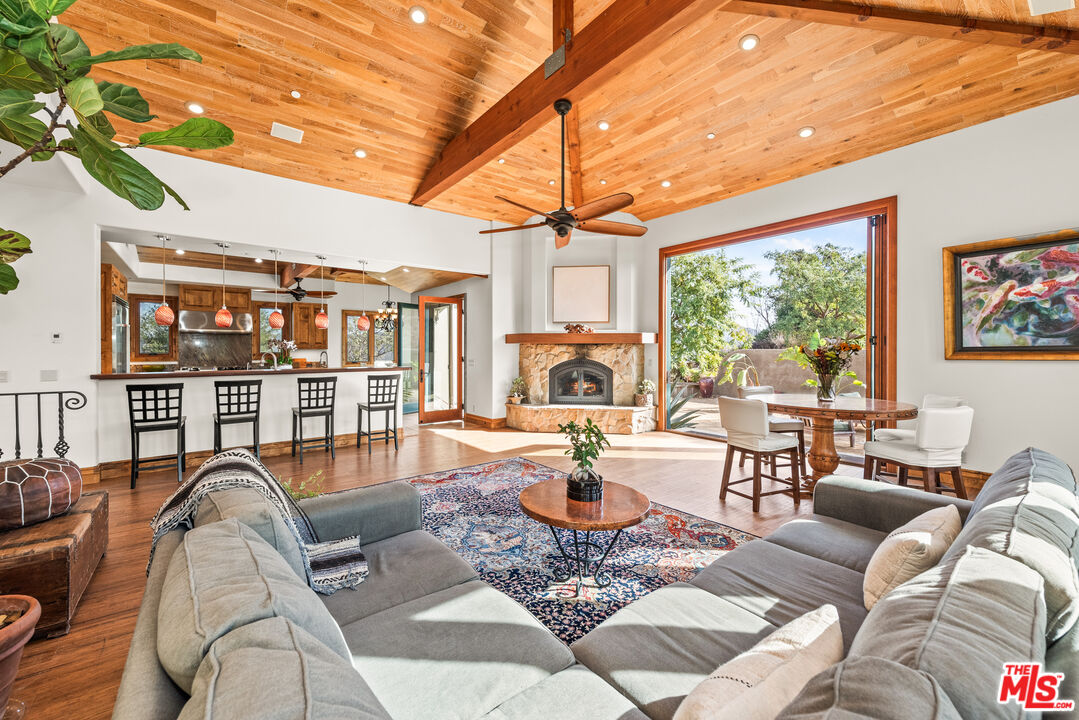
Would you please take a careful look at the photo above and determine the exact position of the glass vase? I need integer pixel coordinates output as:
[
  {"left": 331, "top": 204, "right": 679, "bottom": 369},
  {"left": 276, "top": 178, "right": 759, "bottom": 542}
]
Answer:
[{"left": 816, "top": 373, "right": 836, "bottom": 401}]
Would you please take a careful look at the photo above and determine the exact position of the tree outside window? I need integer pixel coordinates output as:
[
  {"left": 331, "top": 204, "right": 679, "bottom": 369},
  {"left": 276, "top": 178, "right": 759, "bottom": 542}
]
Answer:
[
  {"left": 138, "top": 301, "right": 170, "bottom": 355},
  {"left": 346, "top": 322, "right": 371, "bottom": 364},
  {"left": 259, "top": 308, "right": 283, "bottom": 354}
]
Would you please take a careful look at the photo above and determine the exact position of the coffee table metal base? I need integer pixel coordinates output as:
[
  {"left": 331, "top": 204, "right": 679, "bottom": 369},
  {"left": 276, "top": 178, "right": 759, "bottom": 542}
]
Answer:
[{"left": 547, "top": 525, "right": 624, "bottom": 597}]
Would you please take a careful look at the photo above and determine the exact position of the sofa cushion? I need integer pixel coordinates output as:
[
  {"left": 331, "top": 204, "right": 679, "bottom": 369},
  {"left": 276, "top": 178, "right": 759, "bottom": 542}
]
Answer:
[
  {"left": 778, "top": 656, "right": 963, "bottom": 719},
  {"left": 178, "top": 617, "right": 390, "bottom": 720},
  {"left": 320, "top": 529, "right": 477, "bottom": 625},
  {"left": 863, "top": 505, "right": 961, "bottom": 610},
  {"left": 1046, "top": 620, "right": 1079, "bottom": 719},
  {"left": 194, "top": 488, "right": 306, "bottom": 580},
  {"left": 482, "top": 664, "right": 648, "bottom": 720},
  {"left": 945, "top": 491, "right": 1079, "bottom": 641},
  {"left": 572, "top": 582, "right": 776, "bottom": 720},
  {"left": 850, "top": 546, "right": 1046, "bottom": 720},
  {"left": 971, "top": 447, "right": 1078, "bottom": 517},
  {"left": 158, "top": 518, "right": 350, "bottom": 693},
  {"left": 690, "top": 540, "right": 868, "bottom": 653},
  {"left": 341, "top": 579, "right": 574, "bottom": 720},
  {"left": 765, "top": 515, "right": 885, "bottom": 573},
  {"left": 673, "top": 604, "right": 844, "bottom": 720}
]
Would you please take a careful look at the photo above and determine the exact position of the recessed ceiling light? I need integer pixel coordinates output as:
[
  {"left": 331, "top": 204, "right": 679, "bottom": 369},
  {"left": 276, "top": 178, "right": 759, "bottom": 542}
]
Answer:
[
  {"left": 798, "top": 126, "right": 816, "bottom": 138},
  {"left": 597, "top": 121, "right": 610, "bottom": 131},
  {"left": 254, "top": 257, "right": 263, "bottom": 263},
  {"left": 185, "top": 101, "right": 205, "bottom": 114},
  {"left": 353, "top": 148, "right": 367, "bottom": 158},
  {"left": 409, "top": 5, "right": 427, "bottom": 23},
  {"left": 739, "top": 34, "right": 760, "bottom": 51},
  {"left": 706, "top": 132, "right": 716, "bottom": 140},
  {"left": 661, "top": 180, "right": 672, "bottom": 188},
  {"left": 402, "top": 268, "right": 410, "bottom": 273},
  {"left": 381, "top": 277, "right": 387, "bottom": 281},
  {"left": 290, "top": 90, "right": 301, "bottom": 99},
  {"left": 599, "top": 179, "right": 607, "bottom": 185},
  {"left": 497, "top": 158, "right": 505, "bottom": 164},
  {"left": 175, "top": 248, "right": 186, "bottom": 255},
  {"left": 548, "top": 179, "right": 556, "bottom": 185}
]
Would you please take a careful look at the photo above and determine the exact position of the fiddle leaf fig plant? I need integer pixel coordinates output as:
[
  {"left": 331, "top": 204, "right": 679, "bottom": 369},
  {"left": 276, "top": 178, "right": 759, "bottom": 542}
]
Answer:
[{"left": 0, "top": 0, "right": 234, "bottom": 294}]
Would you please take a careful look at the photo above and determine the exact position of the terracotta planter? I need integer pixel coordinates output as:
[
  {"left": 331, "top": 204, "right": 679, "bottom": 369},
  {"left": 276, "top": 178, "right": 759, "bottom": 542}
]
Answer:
[
  {"left": 507, "top": 396, "right": 523, "bottom": 405},
  {"left": 0, "top": 596, "right": 40, "bottom": 715},
  {"left": 634, "top": 393, "right": 654, "bottom": 407},
  {"left": 698, "top": 377, "right": 715, "bottom": 399}
]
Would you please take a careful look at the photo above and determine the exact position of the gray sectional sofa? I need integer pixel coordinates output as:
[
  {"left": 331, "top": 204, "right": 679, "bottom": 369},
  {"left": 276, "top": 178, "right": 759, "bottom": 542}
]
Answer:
[{"left": 114, "top": 447, "right": 1079, "bottom": 719}]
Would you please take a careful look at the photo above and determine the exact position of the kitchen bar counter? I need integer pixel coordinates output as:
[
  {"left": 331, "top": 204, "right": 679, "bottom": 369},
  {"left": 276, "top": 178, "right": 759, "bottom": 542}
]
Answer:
[{"left": 90, "top": 366, "right": 407, "bottom": 380}]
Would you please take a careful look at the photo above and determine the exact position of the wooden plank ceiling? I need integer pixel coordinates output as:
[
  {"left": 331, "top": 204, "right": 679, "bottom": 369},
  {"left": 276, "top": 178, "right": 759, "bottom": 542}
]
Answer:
[{"left": 63, "top": 0, "right": 1079, "bottom": 224}]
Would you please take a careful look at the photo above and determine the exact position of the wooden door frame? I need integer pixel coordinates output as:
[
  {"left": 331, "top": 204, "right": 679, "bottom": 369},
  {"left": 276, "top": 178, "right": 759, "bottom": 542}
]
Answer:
[
  {"left": 418, "top": 295, "right": 465, "bottom": 423},
  {"left": 657, "top": 197, "right": 898, "bottom": 431}
]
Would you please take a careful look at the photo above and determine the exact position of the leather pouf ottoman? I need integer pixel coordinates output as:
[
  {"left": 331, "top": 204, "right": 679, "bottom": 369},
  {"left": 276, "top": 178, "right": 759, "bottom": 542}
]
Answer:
[{"left": 0, "top": 458, "right": 82, "bottom": 531}]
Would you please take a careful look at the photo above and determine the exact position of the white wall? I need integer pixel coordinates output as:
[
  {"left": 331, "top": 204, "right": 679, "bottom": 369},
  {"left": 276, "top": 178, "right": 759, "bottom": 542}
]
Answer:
[{"left": 639, "top": 96, "right": 1079, "bottom": 474}]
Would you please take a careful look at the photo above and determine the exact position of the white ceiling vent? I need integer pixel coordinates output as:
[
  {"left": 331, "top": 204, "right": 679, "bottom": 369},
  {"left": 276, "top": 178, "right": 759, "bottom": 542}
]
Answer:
[
  {"left": 1028, "top": 0, "right": 1074, "bottom": 15},
  {"left": 270, "top": 122, "right": 304, "bottom": 144}
]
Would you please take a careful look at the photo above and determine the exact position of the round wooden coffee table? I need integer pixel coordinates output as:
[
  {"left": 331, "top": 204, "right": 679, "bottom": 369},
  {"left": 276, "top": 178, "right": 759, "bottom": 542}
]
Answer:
[{"left": 519, "top": 478, "right": 650, "bottom": 597}]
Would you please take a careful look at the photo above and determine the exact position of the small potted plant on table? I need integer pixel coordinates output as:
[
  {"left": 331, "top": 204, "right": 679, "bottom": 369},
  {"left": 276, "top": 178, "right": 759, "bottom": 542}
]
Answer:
[
  {"left": 634, "top": 378, "right": 656, "bottom": 407},
  {"left": 507, "top": 376, "right": 527, "bottom": 404},
  {"left": 559, "top": 418, "right": 611, "bottom": 502}
]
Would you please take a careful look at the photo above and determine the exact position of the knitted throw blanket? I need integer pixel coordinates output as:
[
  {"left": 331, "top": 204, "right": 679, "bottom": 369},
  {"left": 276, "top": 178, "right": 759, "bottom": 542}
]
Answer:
[{"left": 148, "top": 449, "right": 368, "bottom": 594}]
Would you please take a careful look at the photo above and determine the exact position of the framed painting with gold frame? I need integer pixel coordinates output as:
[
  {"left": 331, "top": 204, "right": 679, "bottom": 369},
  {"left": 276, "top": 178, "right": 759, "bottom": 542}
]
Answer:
[{"left": 943, "top": 228, "right": 1079, "bottom": 360}]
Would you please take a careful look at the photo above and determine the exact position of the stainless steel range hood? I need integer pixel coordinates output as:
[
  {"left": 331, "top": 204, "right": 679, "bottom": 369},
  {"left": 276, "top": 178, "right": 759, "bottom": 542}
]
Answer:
[{"left": 178, "top": 310, "right": 253, "bottom": 335}]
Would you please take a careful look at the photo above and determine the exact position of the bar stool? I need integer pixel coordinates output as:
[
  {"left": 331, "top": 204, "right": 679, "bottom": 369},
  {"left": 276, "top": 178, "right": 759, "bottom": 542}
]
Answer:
[
  {"left": 736, "top": 385, "right": 807, "bottom": 478},
  {"left": 357, "top": 374, "right": 400, "bottom": 454},
  {"left": 292, "top": 377, "right": 337, "bottom": 464},
  {"left": 213, "top": 379, "right": 263, "bottom": 458},
  {"left": 126, "top": 383, "right": 186, "bottom": 489},
  {"left": 719, "top": 396, "right": 801, "bottom": 512}
]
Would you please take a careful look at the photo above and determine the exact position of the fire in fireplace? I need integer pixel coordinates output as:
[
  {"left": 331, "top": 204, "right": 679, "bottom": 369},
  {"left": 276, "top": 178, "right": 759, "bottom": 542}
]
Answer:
[{"left": 549, "top": 358, "right": 614, "bottom": 405}]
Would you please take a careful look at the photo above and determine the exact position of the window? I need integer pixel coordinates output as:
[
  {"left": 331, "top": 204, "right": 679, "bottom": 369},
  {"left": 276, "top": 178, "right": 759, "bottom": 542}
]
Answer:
[
  {"left": 130, "top": 294, "right": 177, "bottom": 362},
  {"left": 342, "top": 310, "right": 397, "bottom": 366},
  {"left": 253, "top": 302, "right": 290, "bottom": 359}
]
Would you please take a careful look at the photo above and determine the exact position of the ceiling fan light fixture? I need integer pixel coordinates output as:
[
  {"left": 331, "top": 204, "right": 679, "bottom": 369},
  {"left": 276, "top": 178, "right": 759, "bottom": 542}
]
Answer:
[
  {"left": 409, "top": 5, "right": 427, "bottom": 23},
  {"left": 739, "top": 34, "right": 760, "bottom": 51},
  {"left": 798, "top": 126, "right": 816, "bottom": 138}
]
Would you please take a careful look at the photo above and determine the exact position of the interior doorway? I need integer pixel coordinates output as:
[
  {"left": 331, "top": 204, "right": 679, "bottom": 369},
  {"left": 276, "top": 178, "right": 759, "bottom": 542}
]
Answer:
[{"left": 418, "top": 295, "right": 464, "bottom": 423}]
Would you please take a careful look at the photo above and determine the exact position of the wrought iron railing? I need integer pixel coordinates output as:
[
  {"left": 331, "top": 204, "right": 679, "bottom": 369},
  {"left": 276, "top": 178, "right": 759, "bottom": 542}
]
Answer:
[{"left": 0, "top": 391, "right": 88, "bottom": 461}]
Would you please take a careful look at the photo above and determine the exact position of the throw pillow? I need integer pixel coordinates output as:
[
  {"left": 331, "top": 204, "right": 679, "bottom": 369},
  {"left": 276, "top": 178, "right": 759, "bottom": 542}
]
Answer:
[
  {"left": 863, "top": 504, "right": 961, "bottom": 610},
  {"left": 194, "top": 487, "right": 307, "bottom": 581},
  {"left": 672, "top": 604, "right": 844, "bottom": 720}
]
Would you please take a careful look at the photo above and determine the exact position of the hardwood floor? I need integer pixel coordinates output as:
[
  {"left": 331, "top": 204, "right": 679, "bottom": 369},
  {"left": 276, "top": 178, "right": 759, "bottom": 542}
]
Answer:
[{"left": 13, "top": 423, "right": 858, "bottom": 719}]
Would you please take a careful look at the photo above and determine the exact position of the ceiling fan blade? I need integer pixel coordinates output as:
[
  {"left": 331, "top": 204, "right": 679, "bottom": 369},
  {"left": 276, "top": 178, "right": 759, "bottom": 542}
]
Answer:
[
  {"left": 305, "top": 291, "right": 337, "bottom": 298},
  {"left": 479, "top": 222, "right": 548, "bottom": 235},
  {"left": 577, "top": 219, "right": 648, "bottom": 237},
  {"left": 555, "top": 230, "right": 572, "bottom": 250},
  {"left": 495, "top": 196, "right": 560, "bottom": 222},
  {"left": 570, "top": 193, "right": 634, "bottom": 221}
]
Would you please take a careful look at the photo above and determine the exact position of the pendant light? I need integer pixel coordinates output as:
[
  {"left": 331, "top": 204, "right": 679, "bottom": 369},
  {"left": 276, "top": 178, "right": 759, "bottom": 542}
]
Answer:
[
  {"left": 268, "top": 250, "right": 284, "bottom": 329},
  {"left": 356, "top": 260, "right": 371, "bottom": 331},
  {"left": 154, "top": 235, "right": 175, "bottom": 326},
  {"left": 315, "top": 255, "right": 329, "bottom": 330},
  {"left": 214, "top": 242, "right": 232, "bottom": 328}
]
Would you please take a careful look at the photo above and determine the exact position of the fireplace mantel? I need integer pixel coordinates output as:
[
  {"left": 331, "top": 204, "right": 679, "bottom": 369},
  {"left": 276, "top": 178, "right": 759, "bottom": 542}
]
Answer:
[{"left": 505, "top": 332, "right": 656, "bottom": 345}]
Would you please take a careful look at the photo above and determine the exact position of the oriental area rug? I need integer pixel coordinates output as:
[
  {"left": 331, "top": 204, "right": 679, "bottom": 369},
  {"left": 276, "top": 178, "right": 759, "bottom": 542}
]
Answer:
[{"left": 405, "top": 457, "right": 755, "bottom": 643}]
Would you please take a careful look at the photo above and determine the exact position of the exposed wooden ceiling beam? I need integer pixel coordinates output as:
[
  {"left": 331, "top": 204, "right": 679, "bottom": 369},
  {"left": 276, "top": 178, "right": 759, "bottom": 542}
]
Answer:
[
  {"left": 410, "top": 0, "right": 719, "bottom": 206},
  {"left": 726, "top": 0, "right": 1079, "bottom": 53},
  {"left": 280, "top": 263, "right": 317, "bottom": 288}
]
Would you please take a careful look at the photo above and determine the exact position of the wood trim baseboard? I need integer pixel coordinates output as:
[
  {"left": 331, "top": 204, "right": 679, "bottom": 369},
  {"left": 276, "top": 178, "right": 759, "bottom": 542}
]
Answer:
[
  {"left": 464, "top": 413, "right": 507, "bottom": 429},
  {"left": 81, "top": 429, "right": 405, "bottom": 484}
]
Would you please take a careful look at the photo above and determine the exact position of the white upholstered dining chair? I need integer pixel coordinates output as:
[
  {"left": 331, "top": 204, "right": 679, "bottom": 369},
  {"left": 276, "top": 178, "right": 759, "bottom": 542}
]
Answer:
[
  {"left": 736, "top": 385, "right": 807, "bottom": 477},
  {"left": 863, "top": 405, "right": 975, "bottom": 498},
  {"left": 719, "top": 396, "right": 801, "bottom": 512},
  {"left": 872, "top": 393, "right": 963, "bottom": 443}
]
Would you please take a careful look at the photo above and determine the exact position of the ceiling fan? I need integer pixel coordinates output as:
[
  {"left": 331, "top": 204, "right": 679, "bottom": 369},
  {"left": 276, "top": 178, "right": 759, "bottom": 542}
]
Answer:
[
  {"left": 480, "top": 98, "right": 647, "bottom": 249},
  {"left": 285, "top": 279, "right": 336, "bottom": 301}
]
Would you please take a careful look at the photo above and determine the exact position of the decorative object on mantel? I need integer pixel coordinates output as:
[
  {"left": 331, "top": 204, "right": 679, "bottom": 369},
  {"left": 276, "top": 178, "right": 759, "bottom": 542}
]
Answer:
[
  {"left": 0, "top": 594, "right": 41, "bottom": 717},
  {"left": 314, "top": 255, "right": 329, "bottom": 330},
  {"left": 508, "top": 377, "right": 527, "bottom": 405},
  {"left": 0, "top": 0, "right": 233, "bottom": 296},
  {"left": 268, "top": 251, "right": 285, "bottom": 329},
  {"left": 558, "top": 418, "right": 610, "bottom": 502},
  {"left": 214, "top": 242, "right": 232, "bottom": 328},
  {"left": 634, "top": 378, "right": 656, "bottom": 407},
  {"left": 943, "top": 228, "right": 1079, "bottom": 360},
  {"left": 563, "top": 323, "right": 594, "bottom": 334},
  {"left": 154, "top": 235, "right": 175, "bottom": 327},
  {"left": 357, "top": 261, "right": 372, "bottom": 332},
  {"left": 780, "top": 330, "right": 863, "bottom": 401}
]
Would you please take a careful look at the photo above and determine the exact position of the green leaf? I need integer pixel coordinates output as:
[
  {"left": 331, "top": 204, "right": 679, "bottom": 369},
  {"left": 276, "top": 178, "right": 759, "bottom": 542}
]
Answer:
[
  {"left": 79, "top": 110, "right": 116, "bottom": 140},
  {"left": 25, "top": 0, "right": 49, "bottom": 19},
  {"left": 138, "top": 117, "right": 233, "bottom": 149},
  {"left": 48, "top": 0, "right": 77, "bottom": 14},
  {"left": 8, "top": 29, "right": 53, "bottom": 76},
  {"left": 0, "top": 263, "right": 18, "bottom": 294},
  {"left": 68, "top": 42, "right": 201, "bottom": 70},
  {"left": 71, "top": 125, "right": 164, "bottom": 210},
  {"left": 0, "top": 227, "right": 31, "bottom": 263},
  {"left": 48, "top": 23, "right": 88, "bottom": 77},
  {"left": 0, "top": 87, "right": 41, "bottom": 117},
  {"left": 0, "top": 10, "right": 43, "bottom": 36},
  {"left": 0, "top": 0, "right": 29, "bottom": 23},
  {"left": 97, "top": 81, "right": 153, "bottom": 122},
  {"left": 63, "top": 75, "right": 101, "bottom": 115},
  {"left": 161, "top": 180, "right": 190, "bottom": 211},
  {"left": 0, "top": 48, "right": 51, "bottom": 91},
  {"left": 0, "top": 109, "right": 46, "bottom": 149}
]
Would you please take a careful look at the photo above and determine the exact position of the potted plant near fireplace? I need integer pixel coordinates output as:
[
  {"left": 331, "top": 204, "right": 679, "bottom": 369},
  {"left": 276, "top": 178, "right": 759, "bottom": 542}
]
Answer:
[
  {"left": 507, "top": 377, "right": 527, "bottom": 405},
  {"left": 559, "top": 418, "right": 611, "bottom": 502},
  {"left": 634, "top": 378, "right": 656, "bottom": 407}
]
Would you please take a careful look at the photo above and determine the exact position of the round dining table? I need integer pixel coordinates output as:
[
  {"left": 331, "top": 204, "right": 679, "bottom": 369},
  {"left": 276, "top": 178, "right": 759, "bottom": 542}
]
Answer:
[{"left": 754, "top": 393, "right": 919, "bottom": 488}]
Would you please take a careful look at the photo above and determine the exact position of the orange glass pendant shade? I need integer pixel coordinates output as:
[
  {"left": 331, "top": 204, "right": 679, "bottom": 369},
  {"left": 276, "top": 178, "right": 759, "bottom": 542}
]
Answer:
[
  {"left": 315, "top": 310, "right": 329, "bottom": 330},
  {"left": 154, "top": 303, "right": 174, "bottom": 327},
  {"left": 356, "top": 314, "right": 371, "bottom": 331},
  {"left": 268, "top": 309, "right": 285, "bottom": 329},
  {"left": 215, "top": 307, "right": 233, "bottom": 328}
]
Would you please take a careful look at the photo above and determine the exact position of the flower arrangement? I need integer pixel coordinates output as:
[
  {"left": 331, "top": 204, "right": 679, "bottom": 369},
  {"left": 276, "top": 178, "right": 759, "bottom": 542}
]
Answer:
[
  {"left": 268, "top": 338, "right": 297, "bottom": 364},
  {"left": 634, "top": 378, "right": 656, "bottom": 407},
  {"left": 779, "top": 330, "right": 863, "bottom": 400}
]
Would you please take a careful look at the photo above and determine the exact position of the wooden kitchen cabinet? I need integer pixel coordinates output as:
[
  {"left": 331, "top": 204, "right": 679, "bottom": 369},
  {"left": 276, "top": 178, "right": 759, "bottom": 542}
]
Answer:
[
  {"left": 292, "top": 302, "right": 327, "bottom": 349},
  {"left": 179, "top": 284, "right": 252, "bottom": 313}
]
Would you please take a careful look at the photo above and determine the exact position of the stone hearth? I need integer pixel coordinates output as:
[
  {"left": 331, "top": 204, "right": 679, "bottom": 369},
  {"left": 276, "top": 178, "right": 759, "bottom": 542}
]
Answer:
[{"left": 506, "top": 403, "right": 656, "bottom": 434}]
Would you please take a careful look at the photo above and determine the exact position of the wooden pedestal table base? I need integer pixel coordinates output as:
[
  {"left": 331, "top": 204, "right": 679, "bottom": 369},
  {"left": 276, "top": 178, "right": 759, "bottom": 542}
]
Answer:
[
  {"left": 519, "top": 478, "right": 650, "bottom": 597},
  {"left": 755, "top": 394, "right": 919, "bottom": 491}
]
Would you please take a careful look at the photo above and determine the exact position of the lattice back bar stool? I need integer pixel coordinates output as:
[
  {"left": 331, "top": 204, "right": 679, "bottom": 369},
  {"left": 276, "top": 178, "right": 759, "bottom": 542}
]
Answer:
[
  {"left": 358, "top": 374, "right": 400, "bottom": 454},
  {"left": 213, "top": 379, "right": 263, "bottom": 458},
  {"left": 719, "top": 396, "right": 801, "bottom": 512},
  {"left": 126, "top": 383, "right": 186, "bottom": 489},
  {"left": 292, "top": 377, "right": 337, "bottom": 464},
  {"left": 736, "top": 385, "right": 808, "bottom": 478}
]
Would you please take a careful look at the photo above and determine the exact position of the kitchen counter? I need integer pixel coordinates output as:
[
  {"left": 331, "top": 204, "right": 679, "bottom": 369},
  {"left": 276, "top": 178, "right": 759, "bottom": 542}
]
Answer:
[{"left": 90, "top": 366, "right": 407, "bottom": 380}]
